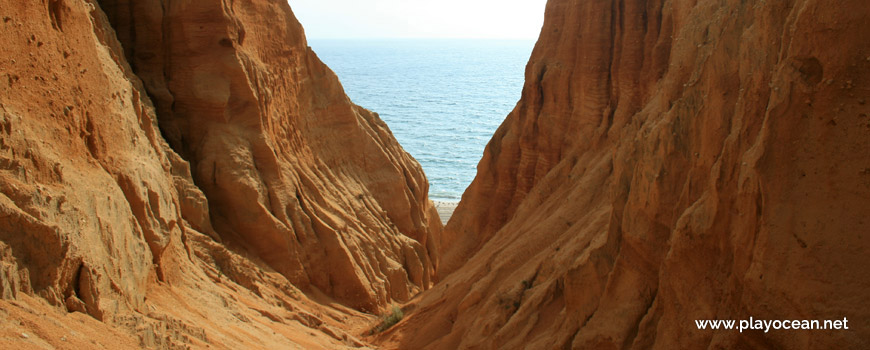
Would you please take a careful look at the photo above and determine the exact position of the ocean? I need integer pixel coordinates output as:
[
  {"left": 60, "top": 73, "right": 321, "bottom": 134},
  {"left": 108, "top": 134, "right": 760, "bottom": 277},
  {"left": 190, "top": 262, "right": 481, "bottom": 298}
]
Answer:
[{"left": 309, "top": 39, "right": 535, "bottom": 202}]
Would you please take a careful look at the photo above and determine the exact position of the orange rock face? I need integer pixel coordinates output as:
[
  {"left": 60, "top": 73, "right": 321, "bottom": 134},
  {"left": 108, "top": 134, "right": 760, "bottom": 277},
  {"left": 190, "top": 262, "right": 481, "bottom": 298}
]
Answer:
[
  {"left": 97, "top": 0, "right": 441, "bottom": 312},
  {"left": 394, "top": 0, "right": 870, "bottom": 349},
  {"left": 1, "top": 0, "right": 438, "bottom": 348},
  {"left": 4, "top": 0, "right": 868, "bottom": 348}
]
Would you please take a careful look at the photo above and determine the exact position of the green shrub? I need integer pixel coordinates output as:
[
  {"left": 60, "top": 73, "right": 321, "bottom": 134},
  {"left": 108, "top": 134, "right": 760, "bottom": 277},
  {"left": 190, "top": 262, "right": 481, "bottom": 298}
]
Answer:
[{"left": 376, "top": 305, "right": 404, "bottom": 332}]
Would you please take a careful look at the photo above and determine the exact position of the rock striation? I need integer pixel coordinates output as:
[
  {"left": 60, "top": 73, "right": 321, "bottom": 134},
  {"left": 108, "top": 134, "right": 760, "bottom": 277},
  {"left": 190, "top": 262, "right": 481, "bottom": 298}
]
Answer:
[
  {"left": 1, "top": 0, "right": 439, "bottom": 348},
  {"left": 392, "top": 0, "right": 870, "bottom": 349},
  {"left": 96, "top": 0, "right": 441, "bottom": 312}
]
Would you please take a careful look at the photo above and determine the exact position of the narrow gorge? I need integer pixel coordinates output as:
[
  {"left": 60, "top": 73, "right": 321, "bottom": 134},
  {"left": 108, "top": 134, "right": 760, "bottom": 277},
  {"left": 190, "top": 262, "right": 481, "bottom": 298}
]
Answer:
[{"left": 1, "top": 0, "right": 868, "bottom": 349}]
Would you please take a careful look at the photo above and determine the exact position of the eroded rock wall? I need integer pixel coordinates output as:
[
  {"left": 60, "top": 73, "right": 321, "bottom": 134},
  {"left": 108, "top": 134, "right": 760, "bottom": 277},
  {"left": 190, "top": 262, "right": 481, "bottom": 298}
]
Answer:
[
  {"left": 97, "top": 0, "right": 441, "bottom": 312},
  {"left": 0, "top": 0, "right": 186, "bottom": 321},
  {"left": 393, "top": 0, "right": 870, "bottom": 349},
  {"left": 1, "top": 0, "right": 440, "bottom": 348}
]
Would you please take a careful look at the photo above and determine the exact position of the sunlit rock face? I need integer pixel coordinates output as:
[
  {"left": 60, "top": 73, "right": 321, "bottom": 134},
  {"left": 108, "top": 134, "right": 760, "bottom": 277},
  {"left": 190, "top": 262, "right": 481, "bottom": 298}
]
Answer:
[
  {"left": 1, "top": 0, "right": 440, "bottom": 348},
  {"left": 390, "top": 0, "right": 870, "bottom": 348},
  {"left": 96, "top": 0, "right": 442, "bottom": 312}
]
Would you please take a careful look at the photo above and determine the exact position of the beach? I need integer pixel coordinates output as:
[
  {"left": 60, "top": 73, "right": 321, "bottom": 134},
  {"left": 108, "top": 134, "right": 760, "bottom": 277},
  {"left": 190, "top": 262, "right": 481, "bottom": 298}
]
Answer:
[{"left": 433, "top": 201, "right": 459, "bottom": 225}]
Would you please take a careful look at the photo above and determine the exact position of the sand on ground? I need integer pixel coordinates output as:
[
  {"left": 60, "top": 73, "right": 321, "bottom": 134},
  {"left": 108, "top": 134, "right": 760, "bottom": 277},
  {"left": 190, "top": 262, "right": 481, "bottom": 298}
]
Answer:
[{"left": 433, "top": 201, "right": 459, "bottom": 225}]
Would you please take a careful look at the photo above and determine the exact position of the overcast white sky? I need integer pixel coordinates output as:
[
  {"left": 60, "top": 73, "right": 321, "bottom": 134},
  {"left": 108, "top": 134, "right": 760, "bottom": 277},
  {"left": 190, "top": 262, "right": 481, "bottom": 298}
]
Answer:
[{"left": 288, "top": 0, "right": 548, "bottom": 39}]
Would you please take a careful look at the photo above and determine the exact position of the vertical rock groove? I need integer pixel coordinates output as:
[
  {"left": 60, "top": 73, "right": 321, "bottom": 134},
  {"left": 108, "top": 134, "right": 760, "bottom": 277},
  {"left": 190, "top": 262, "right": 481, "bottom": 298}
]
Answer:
[{"left": 388, "top": 0, "right": 870, "bottom": 349}]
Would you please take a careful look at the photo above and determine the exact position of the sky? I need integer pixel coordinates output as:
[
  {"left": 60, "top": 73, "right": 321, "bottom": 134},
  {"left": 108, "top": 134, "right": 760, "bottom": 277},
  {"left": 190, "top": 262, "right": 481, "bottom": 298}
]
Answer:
[{"left": 288, "top": 0, "right": 548, "bottom": 39}]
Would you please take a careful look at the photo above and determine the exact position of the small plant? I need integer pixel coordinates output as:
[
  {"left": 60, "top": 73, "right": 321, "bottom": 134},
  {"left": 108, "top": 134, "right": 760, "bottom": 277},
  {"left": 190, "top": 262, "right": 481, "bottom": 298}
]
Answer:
[{"left": 375, "top": 304, "right": 404, "bottom": 332}]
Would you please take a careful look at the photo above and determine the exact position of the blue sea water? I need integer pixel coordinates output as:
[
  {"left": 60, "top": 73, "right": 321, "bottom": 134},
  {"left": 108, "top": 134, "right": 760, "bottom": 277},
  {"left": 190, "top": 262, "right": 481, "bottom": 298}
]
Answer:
[{"left": 309, "top": 39, "right": 534, "bottom": 201}]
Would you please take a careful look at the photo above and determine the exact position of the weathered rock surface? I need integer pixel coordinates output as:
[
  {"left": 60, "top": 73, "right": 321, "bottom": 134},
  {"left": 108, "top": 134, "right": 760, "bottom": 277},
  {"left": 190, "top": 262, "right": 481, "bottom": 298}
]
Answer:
[
  {"left": 391, "top": 0, "right": 870, "bottom": 349},
  {"left": 97, "top": 0, "right": 441, "bottom": 312},
  {"left": 1, "top": 0, "right": 438, "bottom": 348}
]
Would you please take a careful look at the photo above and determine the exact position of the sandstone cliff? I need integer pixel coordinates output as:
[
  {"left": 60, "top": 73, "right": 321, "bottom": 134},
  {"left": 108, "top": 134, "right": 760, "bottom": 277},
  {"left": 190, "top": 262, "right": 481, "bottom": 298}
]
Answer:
[
  {"left": 0, "top": 0, "right": 439, "bottom": 348},
  {"left": 97, "top": 0, "right": 441, "bottom": 312},
  {"left": 389, "top": 0, "right": 870, "bottom": 349}
]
